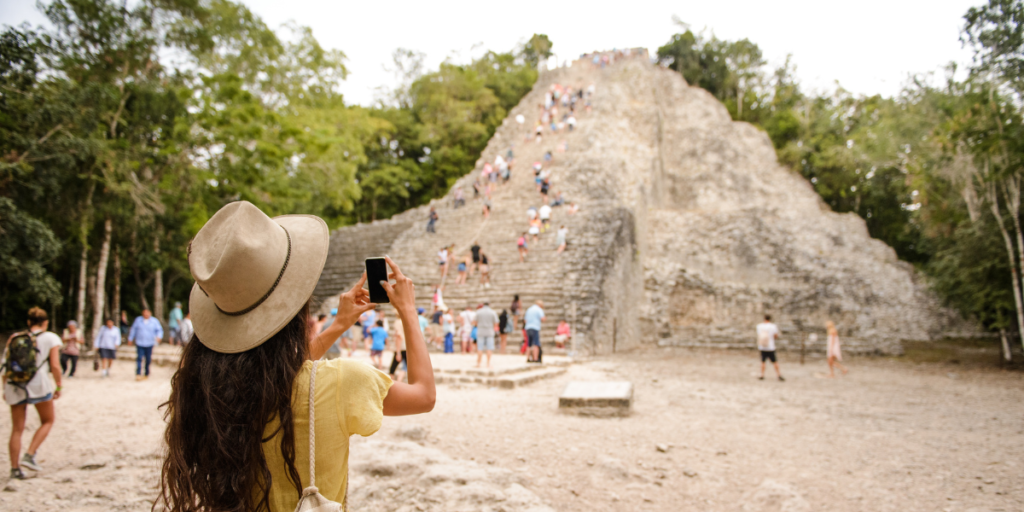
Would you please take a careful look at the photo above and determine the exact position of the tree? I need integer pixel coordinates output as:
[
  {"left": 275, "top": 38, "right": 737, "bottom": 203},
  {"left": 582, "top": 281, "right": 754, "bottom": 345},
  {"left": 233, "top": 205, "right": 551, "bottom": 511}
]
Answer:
[
  {"left": 0, "top": 2, "right": 540, "bottom": 331},
  {"left": 521, "top": 34, "right": 552, "bottom": 68}
]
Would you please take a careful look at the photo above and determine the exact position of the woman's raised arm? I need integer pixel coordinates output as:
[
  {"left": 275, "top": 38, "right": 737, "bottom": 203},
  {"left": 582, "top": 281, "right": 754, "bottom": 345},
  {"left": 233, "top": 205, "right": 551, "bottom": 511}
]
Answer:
[{"left": 380, "top": 256, "right": 436, "bottom": 415}]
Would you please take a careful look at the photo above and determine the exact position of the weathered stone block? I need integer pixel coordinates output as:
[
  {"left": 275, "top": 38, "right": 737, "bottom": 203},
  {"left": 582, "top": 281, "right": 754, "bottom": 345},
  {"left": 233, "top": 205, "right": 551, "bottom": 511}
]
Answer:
[{"left": 559, "top": 381, "right": 633, "bottom": 417}]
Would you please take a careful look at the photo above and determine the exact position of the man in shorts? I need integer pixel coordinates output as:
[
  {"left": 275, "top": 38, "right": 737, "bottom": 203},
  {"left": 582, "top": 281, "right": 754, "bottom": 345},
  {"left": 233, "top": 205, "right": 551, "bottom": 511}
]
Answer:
[
  {"left": 757, "top": 315, "right": 785, "bottom": 381},
  {"left": 524, "top": 300, "right": 545, "bottom": 363},
  {"left": 473, "top": 301, "right": 499, "bottom": 368}
]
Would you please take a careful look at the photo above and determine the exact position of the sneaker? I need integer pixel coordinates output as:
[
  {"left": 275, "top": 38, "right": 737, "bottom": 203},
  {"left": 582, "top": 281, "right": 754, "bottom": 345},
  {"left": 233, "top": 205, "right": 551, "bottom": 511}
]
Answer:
[
  {"left": 20, "top": 453, "right": 41, "bottom": 471},
  {"left": 135, "top": 375, "right": 144, "bottom": 382},
  {"left": 10, "top": 468, "right": 26, "bottom": 480},
  {"left": 778, "top": 376, "right": 785, "bottom": 382},
  {"left": 757, "top": 376, "right": 764, "bottom": 380}
]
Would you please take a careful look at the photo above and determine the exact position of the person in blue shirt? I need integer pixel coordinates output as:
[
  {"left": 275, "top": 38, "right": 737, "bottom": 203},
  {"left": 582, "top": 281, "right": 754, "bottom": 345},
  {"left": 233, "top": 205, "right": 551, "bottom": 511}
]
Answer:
[
  {"left": 129, "top": 309, "right": 163, "bottom": 380},
  {"left": 524, "top": 300, "right": 545, "bottom": 362},
  {"left": 168, "top": 302, "right": 184, "bottom": 346},
  {"left": 417, "top": 308, "right": 429, "bottom": 340},
  {"left": 369, "top": 319, "right": 388, "bottom": 370}
]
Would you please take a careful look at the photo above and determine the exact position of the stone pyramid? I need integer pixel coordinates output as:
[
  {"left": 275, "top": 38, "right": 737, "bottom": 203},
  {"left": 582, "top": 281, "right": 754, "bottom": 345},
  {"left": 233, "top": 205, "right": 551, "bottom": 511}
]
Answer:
[{"left": 314, "top": 55, "right": 971, "bottom": 355}]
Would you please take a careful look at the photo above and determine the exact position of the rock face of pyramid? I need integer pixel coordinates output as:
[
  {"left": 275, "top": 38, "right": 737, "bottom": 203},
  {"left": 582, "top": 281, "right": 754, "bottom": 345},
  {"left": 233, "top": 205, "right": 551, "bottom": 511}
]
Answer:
[{"left": 314, "top": 57, "right": 970, "bottom": 355}]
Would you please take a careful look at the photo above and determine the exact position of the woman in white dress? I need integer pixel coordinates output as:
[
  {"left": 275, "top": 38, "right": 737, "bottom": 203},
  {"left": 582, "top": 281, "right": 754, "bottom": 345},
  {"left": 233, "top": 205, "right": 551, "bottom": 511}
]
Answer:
[{"left": 826, "top": 321, "right": 849, "bottom": 377}]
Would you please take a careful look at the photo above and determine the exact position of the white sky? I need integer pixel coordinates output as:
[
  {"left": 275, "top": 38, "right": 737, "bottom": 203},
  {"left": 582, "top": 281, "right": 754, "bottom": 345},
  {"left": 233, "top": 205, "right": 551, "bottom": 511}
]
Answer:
[{"left": 2, "top": 0, "right": 979, "bottom": 105}]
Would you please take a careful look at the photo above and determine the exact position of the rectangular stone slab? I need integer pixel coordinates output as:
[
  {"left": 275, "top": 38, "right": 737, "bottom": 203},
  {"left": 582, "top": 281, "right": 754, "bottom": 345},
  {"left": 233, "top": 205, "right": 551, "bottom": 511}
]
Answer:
[{"left": 559, "top": 381, "right": 633, "bottom": 416}]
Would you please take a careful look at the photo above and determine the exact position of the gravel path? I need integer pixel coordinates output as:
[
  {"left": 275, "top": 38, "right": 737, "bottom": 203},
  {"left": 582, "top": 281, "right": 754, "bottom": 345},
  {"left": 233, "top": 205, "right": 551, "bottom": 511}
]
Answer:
[{"left": 1, "top": 349, "right": 1021, "bottom": 511}]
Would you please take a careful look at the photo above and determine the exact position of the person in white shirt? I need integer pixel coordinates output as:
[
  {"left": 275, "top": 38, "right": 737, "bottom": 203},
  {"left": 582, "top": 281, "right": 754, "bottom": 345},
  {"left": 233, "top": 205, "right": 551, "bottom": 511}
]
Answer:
[
  {"left": 756, "top": 315, "right": 784, "bottom": 381},
  {"left": 539, "top": 204, "right": 552, "bottom": 232},
  {"left": 556, "top": 225, "right": 569, "bottom": 254},
  {"left": 179, "top": 312, "right": 194, "bottom": 346},
  {"left": 442, "top": 308, "right": 456, "bottom": 353},
  {"left": 825, "top": 320, "right": 848, "bottom": 378},
  {"left": 437, "top": 247, "right": 449, "bottom": 278},
  {"left": 459, "top": 306, "right": 476, "bottom": 353},
  {"left": 4, "top": 307, "right": 62, "bottom": 480},
  {"left": 94, "top": 318, "right": 122, "bottom": 377}
]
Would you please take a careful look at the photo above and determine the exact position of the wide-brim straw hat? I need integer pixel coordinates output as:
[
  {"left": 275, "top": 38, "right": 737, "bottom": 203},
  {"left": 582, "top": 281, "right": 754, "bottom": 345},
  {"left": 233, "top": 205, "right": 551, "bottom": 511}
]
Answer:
[{"left": 188, "top": 201, "right": 328, "bottom": 353}]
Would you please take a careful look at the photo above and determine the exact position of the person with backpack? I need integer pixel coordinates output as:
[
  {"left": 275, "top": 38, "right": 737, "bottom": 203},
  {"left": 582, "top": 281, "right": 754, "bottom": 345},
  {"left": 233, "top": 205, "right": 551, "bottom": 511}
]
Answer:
[
  {"left": 3, "top": 307, "right": 62, "bottom": 480},
  {"left": 156, "top": 201, "right": 435, "bottom": 511}
]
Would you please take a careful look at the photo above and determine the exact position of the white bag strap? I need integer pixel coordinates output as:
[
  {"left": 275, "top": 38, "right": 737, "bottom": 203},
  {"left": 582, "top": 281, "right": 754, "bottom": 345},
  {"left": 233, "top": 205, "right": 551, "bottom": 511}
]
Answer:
[
  {"left": 307, "top": 360, "right": 318, "bottom": 490},
  {"left": 297, "top": 361, "right": 347, "bottom": 511}
]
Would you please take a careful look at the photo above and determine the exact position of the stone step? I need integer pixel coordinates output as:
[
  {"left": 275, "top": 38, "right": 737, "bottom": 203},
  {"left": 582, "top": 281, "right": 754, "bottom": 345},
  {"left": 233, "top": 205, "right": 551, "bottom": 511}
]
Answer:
[
  {"left": 433, "top": 357, "right": 571, "bottom": 377},
  {"left": 434, "top": 365, "right": 568, "bottom": 389}
]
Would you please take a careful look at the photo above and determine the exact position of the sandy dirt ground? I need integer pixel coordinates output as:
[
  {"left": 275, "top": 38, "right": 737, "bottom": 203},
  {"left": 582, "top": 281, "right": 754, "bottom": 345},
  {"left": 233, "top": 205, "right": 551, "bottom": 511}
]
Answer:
[{"left": 1, "top": 348, "right": 1022, "bottom": 511}]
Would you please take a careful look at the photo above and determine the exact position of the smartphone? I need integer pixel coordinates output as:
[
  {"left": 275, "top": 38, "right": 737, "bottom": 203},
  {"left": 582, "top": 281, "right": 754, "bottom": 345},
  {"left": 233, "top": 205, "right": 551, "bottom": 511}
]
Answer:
[{"left": 365, "top": 257, "right": 389, "bottom": 303}]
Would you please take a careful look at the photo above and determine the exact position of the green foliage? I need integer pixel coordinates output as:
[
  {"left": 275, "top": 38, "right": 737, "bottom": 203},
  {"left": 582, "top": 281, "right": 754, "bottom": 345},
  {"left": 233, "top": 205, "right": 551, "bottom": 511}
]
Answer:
[
  {"left": 521, "top": 34, "right": 553, "bottom": 67},
  {"left": 0, "top": 198, "right": 63, "bottom": 311},
  {"left": 349, "top": 47, "right": 538, "bottom": 223},
  {"left": 0, "top": 0, "right": 538, "bottom": 330},
  {"left": 657, "top": 8, "right": 1024, "bottom": 333},
  {"left": 928, "top": 218, "right": 1015, "bottom": 330}
]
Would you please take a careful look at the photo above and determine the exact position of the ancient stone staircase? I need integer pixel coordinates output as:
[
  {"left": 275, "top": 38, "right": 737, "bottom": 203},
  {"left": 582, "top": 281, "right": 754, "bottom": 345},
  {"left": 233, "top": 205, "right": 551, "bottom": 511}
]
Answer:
[{"left": 317, "top": 62, "right": 607, "bottom": 349}]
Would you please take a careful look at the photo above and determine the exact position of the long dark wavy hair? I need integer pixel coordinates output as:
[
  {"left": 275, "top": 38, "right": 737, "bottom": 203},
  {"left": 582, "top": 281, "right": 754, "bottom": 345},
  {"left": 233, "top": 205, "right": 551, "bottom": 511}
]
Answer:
[{"left": 157, "top": 301, "right": 311, "bottom": 512}]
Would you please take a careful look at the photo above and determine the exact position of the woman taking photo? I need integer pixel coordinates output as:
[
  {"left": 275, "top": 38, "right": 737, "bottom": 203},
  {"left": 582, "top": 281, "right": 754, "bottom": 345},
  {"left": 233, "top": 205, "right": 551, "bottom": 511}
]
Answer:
[{"left": 158, "top": 201, "right": 435, "bottom": 512}]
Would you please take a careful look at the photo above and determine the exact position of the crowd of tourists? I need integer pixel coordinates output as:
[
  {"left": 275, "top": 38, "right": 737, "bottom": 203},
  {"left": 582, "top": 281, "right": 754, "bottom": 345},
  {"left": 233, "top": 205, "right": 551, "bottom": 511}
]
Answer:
[{"left": 580, "top": 47, "right": 650, "bottom": 69}]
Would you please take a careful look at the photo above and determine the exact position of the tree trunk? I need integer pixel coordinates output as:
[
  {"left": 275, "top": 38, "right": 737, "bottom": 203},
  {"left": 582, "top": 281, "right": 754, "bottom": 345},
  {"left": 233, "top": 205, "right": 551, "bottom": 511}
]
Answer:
[
  {"left": 737, "top": 82, "right": 744, "bottom": 118},
  {"left": 75, "top": 182, "right": 96, "bottom": 328},
  {"left": 112, "top": 250, "right": 121, "bottom": 328},
  {"left": 1001, "top": 174, "right": 1024, "bottom": 352},
  {"left": 987, "top": 182, "right": 1024, "bottom": 351},
  {"left": 133, "top": 266, "right": 151, "bottom": 312},
  {"left": 163, "top": 274, "right": 181, "bottom": 312},
  {"left": 1000, "top": 329, "right": 1012, "bottom": 362},
  {"left": 76, "top": 245, "right": 89, "bottom": 329},
  {"left": 90, "top": 217, "right": 113, "bottom": 343},
  {"left": 153, "top": 235, "right": 165, "bottom": 341}
]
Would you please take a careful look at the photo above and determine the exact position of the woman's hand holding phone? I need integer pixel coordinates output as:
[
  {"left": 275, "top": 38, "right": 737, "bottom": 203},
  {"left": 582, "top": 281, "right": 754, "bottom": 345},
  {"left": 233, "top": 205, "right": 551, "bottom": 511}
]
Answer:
[
  {"left": 310, "top": 273, "right": 375, "bottom": 360},
  {"left": 336, "top": 273, "right": 375, "bottom": 327},
  {"left": 379, "top": 256, "right": 416, "bottom": 319}
]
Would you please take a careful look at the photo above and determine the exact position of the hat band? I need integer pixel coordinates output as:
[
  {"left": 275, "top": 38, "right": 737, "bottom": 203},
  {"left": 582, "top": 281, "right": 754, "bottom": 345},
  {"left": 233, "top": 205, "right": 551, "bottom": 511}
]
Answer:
[{"left": 197, "top": 226, "right": 292, "bottom": 317}]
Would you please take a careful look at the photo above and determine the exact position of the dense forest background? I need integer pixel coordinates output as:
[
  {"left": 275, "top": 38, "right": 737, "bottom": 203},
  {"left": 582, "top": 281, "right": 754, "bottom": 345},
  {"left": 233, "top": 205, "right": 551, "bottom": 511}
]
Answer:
[{"left": 3, "top": 0, "right": 1024, "bottom": 351}]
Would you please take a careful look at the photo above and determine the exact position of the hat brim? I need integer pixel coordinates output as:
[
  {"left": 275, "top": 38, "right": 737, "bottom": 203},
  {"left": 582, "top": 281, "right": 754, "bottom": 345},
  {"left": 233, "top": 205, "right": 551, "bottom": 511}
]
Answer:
[{"left": 189, "top": 214, "right": 329, "bottom": 354}]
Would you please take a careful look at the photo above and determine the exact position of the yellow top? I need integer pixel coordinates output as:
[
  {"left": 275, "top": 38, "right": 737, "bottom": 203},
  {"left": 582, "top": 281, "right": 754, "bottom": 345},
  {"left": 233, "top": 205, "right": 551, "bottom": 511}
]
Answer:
[{"left": 262, "top": 358, "right": 392, "bottom": 511}]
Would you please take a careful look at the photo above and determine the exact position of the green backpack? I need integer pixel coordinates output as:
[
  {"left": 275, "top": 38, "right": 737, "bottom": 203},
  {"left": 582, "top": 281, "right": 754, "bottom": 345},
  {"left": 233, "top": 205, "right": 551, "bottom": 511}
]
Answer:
[{"left": 3, "top": 331, "right": 41, "bottom": 388}]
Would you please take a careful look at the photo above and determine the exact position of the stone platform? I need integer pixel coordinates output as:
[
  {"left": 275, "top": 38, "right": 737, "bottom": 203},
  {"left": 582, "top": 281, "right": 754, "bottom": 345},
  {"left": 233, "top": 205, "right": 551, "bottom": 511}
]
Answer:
[
  {"left": 97, "top": 346, "right": 568, "bottom": 390},
  {"left": 431, "top": 353, "right": 571, "bottom": 389},
  {"left": 558, "top": 381, "right": 633, "bottom": 417}
]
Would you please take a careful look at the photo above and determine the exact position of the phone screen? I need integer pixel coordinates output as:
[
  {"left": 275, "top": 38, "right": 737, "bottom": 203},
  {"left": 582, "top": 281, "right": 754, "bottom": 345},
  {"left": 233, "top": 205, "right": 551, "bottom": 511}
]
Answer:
[{"left": 365, "top": 257, "right": 389, "bottom": 303}]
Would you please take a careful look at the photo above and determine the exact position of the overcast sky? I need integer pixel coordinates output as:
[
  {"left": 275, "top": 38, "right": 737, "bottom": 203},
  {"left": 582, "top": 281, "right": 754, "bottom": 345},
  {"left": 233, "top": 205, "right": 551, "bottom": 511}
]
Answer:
[{"left": 2, "top": 0, "right": 980, "bottom": 105}]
